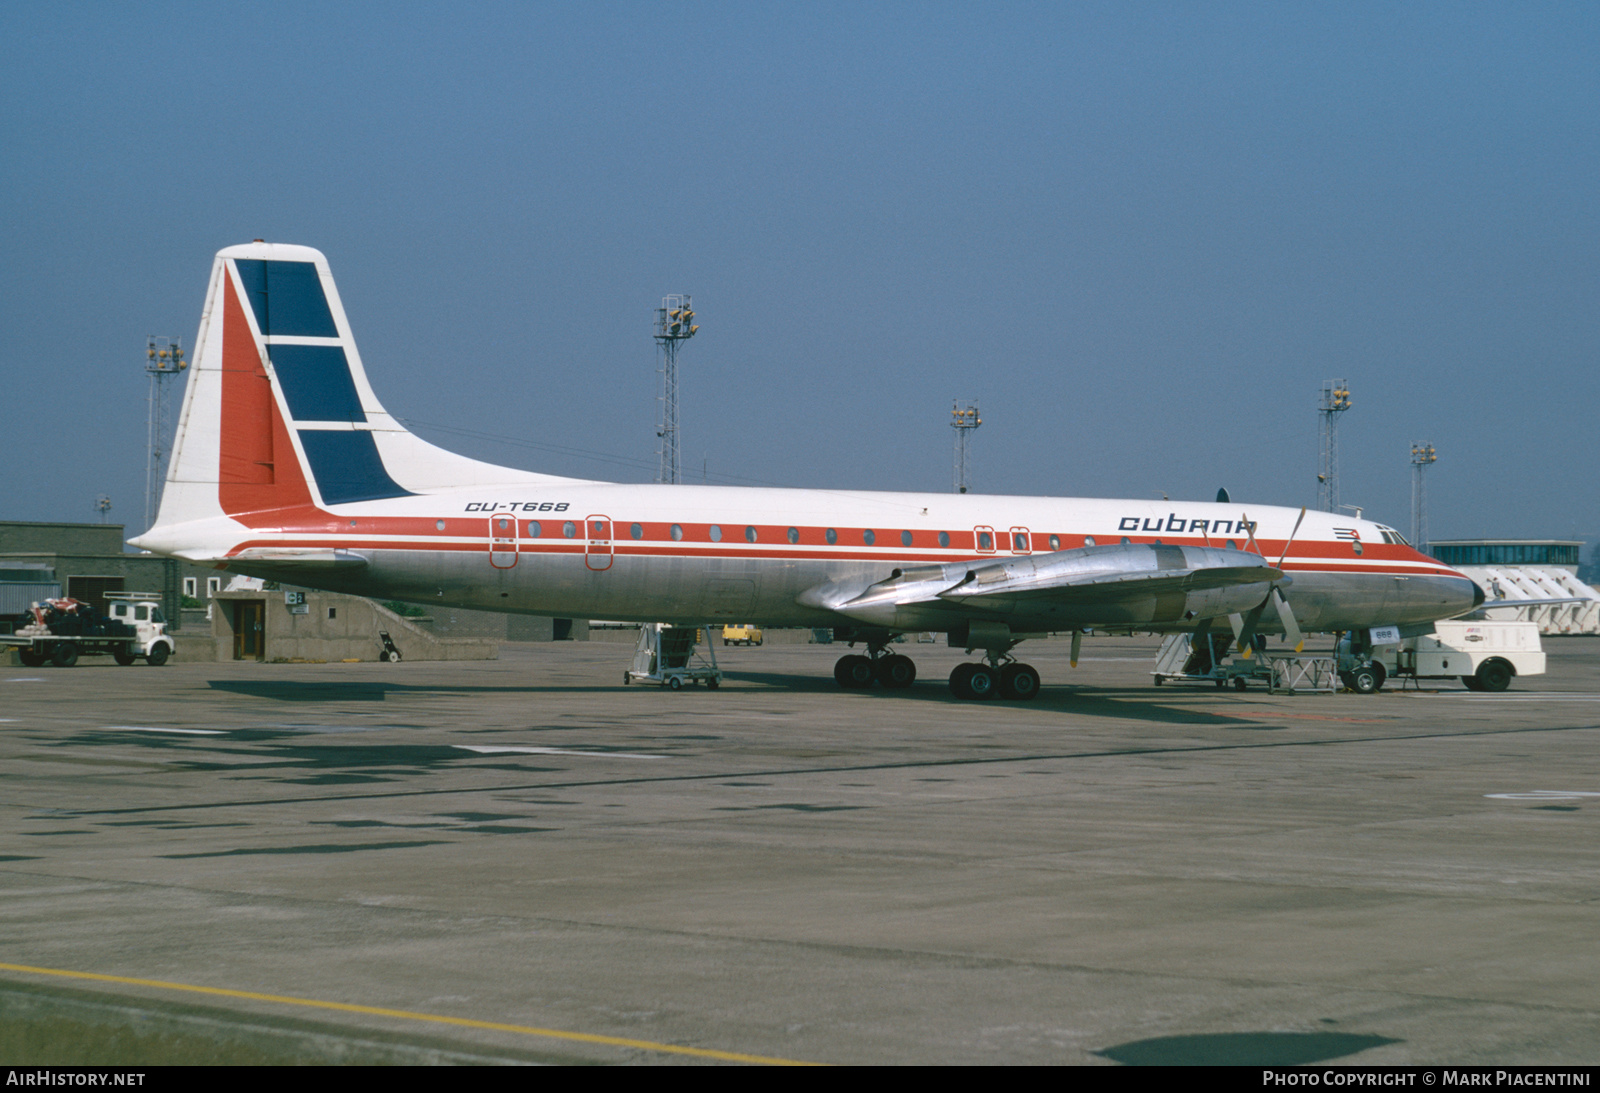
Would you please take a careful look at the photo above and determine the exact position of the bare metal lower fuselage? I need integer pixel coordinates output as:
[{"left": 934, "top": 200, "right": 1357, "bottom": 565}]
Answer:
[{"left": 245, "top": 546, "right": 1477, "bottom": 637}]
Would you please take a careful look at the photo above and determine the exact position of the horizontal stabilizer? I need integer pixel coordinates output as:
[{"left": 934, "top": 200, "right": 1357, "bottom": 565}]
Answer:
[{"left": 229, "top": 548, "right": 370, "bottom": 569}]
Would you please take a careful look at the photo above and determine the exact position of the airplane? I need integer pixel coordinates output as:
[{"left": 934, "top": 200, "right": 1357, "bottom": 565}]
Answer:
[{"left": 130, "top": 242, "right": 1483, "bottom": 698}]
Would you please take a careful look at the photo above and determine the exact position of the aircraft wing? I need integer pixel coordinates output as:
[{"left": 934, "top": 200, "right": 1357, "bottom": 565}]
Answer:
[{"left": 801, "top": 542, "right": 1283, "bottom": 632}]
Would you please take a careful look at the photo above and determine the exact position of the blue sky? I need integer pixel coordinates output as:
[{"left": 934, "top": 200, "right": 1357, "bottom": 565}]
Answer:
[{"left": 3, "top": 2, "right": 1596, "bottom": 548}]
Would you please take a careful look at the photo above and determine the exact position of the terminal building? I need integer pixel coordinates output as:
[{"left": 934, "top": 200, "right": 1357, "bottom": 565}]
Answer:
[{"left": 1430, "top": 539, "right": 1600, "bottom": 635}]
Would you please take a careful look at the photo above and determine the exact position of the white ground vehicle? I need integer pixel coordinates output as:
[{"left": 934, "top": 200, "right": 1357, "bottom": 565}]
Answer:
[
  {"left": 104, "top": 593, "right": 179, "bottom": 665},
  {"left": 1341, "top": 620, "right": 1544, "bottom": 692},
  {"left": 2, "top": 592, "right": 176, "bottom": 667}
]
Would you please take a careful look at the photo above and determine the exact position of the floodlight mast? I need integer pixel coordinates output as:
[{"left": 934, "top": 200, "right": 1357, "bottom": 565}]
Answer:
[
  {"left": 1316, "top": 380, "right": 1351, "bottom": 513},
  {"left": 144, "top": 336, "right": 187, "bottom": 530},
  {"left": 654, "top": 295, "right": 697, "bottom": 485},
  {"left": 952, "top": 400, "right": 981, "bottom": 494},
  {"left": 1410, "top": 442, "right": 1437, "bottom": 552}
]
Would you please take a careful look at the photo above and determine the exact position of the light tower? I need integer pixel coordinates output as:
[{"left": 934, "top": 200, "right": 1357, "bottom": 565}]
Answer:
[
  {"left": 1316, "top": 379, "right": 1351, "bottom": 513},
  {"left": 145, "top": 336, "right": 187, "bottom": 530},
  {"left": 1410, "top": 442, "right": 1437, "bottom": 552},
  {"left": 951, "top": 400, "right": 981, "bottom": 494},
  {"left": 653, "top": 295, "right": 697, "bottom": 485},
  {"left": 94, "top": 496, "right": 112, "bottom": 524}
]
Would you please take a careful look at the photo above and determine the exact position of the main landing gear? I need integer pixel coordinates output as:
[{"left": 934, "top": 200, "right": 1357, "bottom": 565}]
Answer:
[
  {"left": 833, "top": 650, "right": 917, "bottom": 690},
  {"left": 829, "top": 627, "right": 1042, "bottom": 701},
  {"left": 948, "top": 660, "right": 1040, "bottom": 701}
]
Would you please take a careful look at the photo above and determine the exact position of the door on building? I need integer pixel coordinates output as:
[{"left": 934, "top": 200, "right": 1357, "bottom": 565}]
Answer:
[
  {"left": 67, "top": 576, "right": 125, "bottom": 615},
  {"left": 232, "top": 600, "right": 265, "bottom": 660}
]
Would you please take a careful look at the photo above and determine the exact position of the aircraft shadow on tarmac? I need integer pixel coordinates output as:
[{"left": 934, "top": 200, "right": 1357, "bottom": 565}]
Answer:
[
  {"left": 717, "top": 671, "right": 1281, "bottom": 727},
  {"left": 206, "top": 680, "right": 621, "bottom": 701},
  {"left": 1097, "top": 1030, "right": 1400, "bottom": 1066},
  {"left": 206, "top": 676, "right": 1282, "bottom": 728}
]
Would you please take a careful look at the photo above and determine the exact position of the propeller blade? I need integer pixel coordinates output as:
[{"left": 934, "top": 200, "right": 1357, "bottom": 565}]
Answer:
[
  {"left": 1272, "top": 586, "right": 1305, "bottom": 653},
  {"left": 1275, "top": 507, "right": 1308, "bottom": 569},
  {"left": 1070, "top": 631, "right": 1082, "bottom": 668},
  {"left": 1234, "top": 602, "right": 1266, "bottom": 659},
  {"left": 1239, "top": 512, "right": 1263, "bottom": 557}
]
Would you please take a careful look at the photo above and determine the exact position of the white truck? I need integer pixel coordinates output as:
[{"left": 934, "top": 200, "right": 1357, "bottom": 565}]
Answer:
[
  {"left": 1341, "top": 620, "right": 1544, "bottom": 692},
  {"left": 3, "top": 592, "right": 177, "bottom": 667}
]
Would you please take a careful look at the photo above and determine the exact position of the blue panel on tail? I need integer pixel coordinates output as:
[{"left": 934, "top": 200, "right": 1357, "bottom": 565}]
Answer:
[
  {"left": 269, "top": 345, "right": 367, "bottom": 422},
  {"left": 297, "top": 431, "right": 412, "bottom": 504},
  {"left": 234, "top": 260, "right": 338, "bottom": 337}
]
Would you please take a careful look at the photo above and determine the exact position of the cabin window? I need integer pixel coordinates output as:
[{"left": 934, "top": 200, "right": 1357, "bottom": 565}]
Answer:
[
  {"left": 901, "top": 530, "right": 913, "bottom": 547},
  {"left": 435, "top": 520, "right": 446, "bottom": 531},
  {"left": 787, "top": 527, "right": 799, "bottom": 544},
  {"left": 863, "top": 529, "right": 876, "bottom": 546},
  {"left": 497, "top": 517, "right": 511, "bottom": 531},
  {"left": 631, "top": 523, "right": 643, "bottom": 540},
  {"left": 938, "top": 531, "right": 950, "bottom": 548},
  {"left": 1120, "top": 537, "right": 1131, "bottom": 545},
  {"left": 745, "top": 526, "right": 758, "bottom": 543},
  {"left": 709, "top": 525, "right": 723, "bottom": 542},
  {"left": 1013, "top": 533, "right": 1029, "bottom": 551},
  {"left": 671, "top": 524, "right": 684, "bottom": 541},
  {"left": 528, "top": 521, "right": 541, "bottom": 537},
  {"left": 1084, "top": 536, "right": 1095, "bottom": 546},
  {"left": 562, "top": 521, "right": 576, "bottom": 538},
  {"left": 1048, "top": 535, "right": 1060, "bottom": 550},
  {"left": 1226, "top": 540, "right": 1237, "bottom": 550},
  {"left": 978, "top": 531, "right": 993, "bottom": 551},
  {"left": 826, "top": 528, "right": 838, "bottom": 545},
  {"left": 1353, "top": 541, "right": 1364, "bottom": 555}
]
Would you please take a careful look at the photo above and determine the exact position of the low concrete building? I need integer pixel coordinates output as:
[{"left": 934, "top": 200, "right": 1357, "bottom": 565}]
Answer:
[
  {"left": 211, "top": 589, "right": 495, "bottom": 663},
  {"left": 422, "top": 605, "right": 588, "bottom": 643},
  {"left": 0, "top": 520, "right": 209, "bottom": 629}
]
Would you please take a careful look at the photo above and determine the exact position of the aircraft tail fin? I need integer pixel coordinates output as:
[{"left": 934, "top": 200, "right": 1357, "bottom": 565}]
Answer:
[{"left": 140, "top": 242, "right": 584, "bottom": 545}]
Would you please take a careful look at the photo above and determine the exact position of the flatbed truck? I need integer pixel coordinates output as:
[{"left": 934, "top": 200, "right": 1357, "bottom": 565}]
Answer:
[{"left": 2, "top": 592, "right": 176, "bottom": 667}]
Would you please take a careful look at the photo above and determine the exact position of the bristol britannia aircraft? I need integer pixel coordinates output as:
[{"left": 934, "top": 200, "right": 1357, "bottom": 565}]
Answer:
[{"left": 131, "top": 242, "right": 1482, "bottom": 698}]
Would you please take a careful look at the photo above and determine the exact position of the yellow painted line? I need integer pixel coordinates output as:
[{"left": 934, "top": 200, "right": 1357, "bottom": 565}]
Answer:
[{"left": 0, "top": 961, "right": 819, "bottom": 1066}]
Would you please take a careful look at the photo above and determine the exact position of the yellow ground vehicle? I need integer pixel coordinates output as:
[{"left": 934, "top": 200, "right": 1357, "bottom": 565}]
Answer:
[{"left": 721, "top": 624, "right": 763, "bottom": 646}]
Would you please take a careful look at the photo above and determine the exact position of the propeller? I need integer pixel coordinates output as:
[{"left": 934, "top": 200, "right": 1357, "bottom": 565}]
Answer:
[{"left": 1231, "top": 508, "right": 1308, "bottom": 658}]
